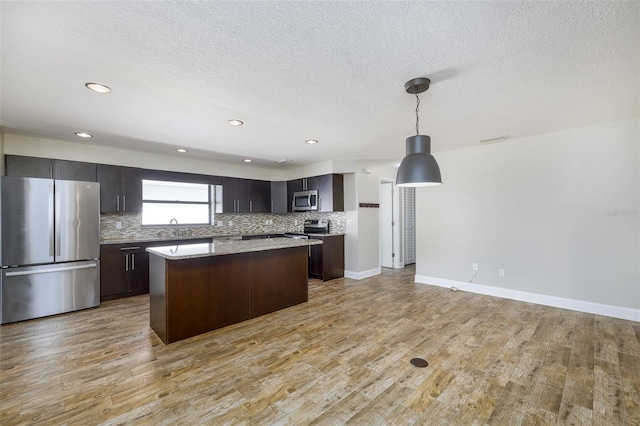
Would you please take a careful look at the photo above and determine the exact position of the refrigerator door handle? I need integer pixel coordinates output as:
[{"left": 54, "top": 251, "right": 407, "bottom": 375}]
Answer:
[
  {"left": 5, "top": 263, "right": 98, "bottom": 277},
  {"left": 54, "top": 187, "right": 61, "bottom": 257},
  {"left": 49, "top": 184, "right": 55, "bottom": 257}
]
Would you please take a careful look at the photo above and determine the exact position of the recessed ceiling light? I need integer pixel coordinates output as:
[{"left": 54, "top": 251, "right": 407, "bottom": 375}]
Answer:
[
  {"left": 305, "top": 139, "right": 318, "bottom": 145},
  {"left": 275, "top": 159, "right": 290, "bottom": 164},
  {"left": 75, "top": 132, "right": 93, "bottom": 138},
  {"left": 228, "top": 119, "right": 244, "bottom": 126},
  {"left": 85, "top": 82, "right": 111, "bottom": 94},
  {"left": 176, "top": 148, "right": 188, "bottom": 153},
  {"left": 243, "top": 158, "right": 252, "bottom": 163}
]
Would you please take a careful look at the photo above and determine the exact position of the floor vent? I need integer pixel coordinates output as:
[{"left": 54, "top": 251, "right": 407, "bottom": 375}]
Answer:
[{"left": 410, "top": 358, "right": 429, "bottom": 368}]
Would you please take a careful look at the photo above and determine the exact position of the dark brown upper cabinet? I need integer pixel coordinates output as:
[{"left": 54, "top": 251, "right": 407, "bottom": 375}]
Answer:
[
  {"left": 287, "top": 174, "right": 344, "bottom": 212},
  {"left": 5, "top": 155, "right": 97, "bottom": 182},
  {"left": 222, "top": 177, "right": 271, "bottom": 213},
  {"left": 97, "top": 164, "right": 142, "bottom": 214}
]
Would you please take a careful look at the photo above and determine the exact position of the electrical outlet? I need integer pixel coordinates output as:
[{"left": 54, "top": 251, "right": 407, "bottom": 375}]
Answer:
[
  {"left": 265, "top": 220, "right": 269, "bottom": 225},
  {"left": 228, "top": 221, "right": 233, "bottom": 227},
  {"left": 270, "top": 219, "right": 274, "bottom": 225},
  {"left": 294, "top": 220, "right": 298, "bottom": 226},
  {"left": 498, "top": 269, "right": 505, "bottom": 278},
  {"left": 472, "top": 263, "right": 478, "bottom": 271},
  {"left": 217, "top": 221, "right": 223, "bottom": 227},
  {"left": 116, "top": 221, "right": 122, "bottom": 229}
]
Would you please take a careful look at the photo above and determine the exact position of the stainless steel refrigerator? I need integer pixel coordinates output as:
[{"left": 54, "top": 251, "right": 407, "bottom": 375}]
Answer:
[{"left": 0, "top": 177, "right": 100, "bottom": 324}]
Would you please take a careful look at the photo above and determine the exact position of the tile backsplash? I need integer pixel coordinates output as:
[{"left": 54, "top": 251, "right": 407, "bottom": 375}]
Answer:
[{"left": 100, "top": 211, "right": 347, "bottom": 242}]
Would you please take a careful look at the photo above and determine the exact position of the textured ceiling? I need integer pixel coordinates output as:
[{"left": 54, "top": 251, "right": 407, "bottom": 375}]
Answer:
[{"left": 1, "top": 1, "right": 638, "bottom": 169}]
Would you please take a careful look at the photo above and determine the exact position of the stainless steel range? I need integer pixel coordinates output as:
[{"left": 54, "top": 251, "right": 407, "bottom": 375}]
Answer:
[
  {"left": 303, "top": 219, "right": 329, "bottom": 234},
  {"left": 0, "top": 177, "right": 100, "bottom": 324},
  {"left": 284, "top": 219, "right": 330, "bottom": 239}
]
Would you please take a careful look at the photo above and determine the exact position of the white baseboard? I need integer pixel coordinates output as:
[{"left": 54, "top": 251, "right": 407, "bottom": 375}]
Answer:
[
  {"left": 415, "top": 275, "right": 640, "bottom": 322},
  {"left": 345, "top": 267, "right": 381, "bottom": 280}
]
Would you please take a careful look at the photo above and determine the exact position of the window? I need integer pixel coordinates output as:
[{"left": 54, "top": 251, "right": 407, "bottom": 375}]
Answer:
[{"left": 142, "top": 180, "right": 213, "bottom": 226}]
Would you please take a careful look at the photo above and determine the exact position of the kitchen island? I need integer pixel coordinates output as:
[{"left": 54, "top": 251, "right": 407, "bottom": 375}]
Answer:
[{"left": 147, "top": 238, "right": 321, "bottom": 344}]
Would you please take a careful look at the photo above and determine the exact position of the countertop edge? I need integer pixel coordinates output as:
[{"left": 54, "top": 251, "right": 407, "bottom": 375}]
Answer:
[
  {"left": 146, "top": 238, "right": 322, "bottom": 260},
  {"left": 101, "top": 233, "right": 345, "bottom": 245}
]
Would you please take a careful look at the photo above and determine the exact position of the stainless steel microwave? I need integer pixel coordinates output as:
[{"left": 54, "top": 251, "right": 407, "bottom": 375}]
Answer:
[{"left": 292, "top": 190, "right": 318, "bottom": 211}]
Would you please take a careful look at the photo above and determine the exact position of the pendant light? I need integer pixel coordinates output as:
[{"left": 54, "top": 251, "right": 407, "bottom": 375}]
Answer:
[{"left": 396, "top": 77, "right": 442, "bottom": 187}]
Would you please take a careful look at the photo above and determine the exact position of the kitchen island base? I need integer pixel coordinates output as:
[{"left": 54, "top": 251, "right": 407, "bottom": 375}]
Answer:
[{"left": 149, "top": 245, "right": 308, "bottom": 344}]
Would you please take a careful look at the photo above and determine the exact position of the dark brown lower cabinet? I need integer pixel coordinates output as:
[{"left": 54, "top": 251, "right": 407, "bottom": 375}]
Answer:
[
  {"left": 100, "top": 244, "right": 148, "bottom": 300},
  {"left": 308, "top": 234, "right": 345, "bottom": 281},
  {"left": 100, "top": 238, "right": 212, "bottom": 300},
  {"left": 149, "top": 246, "right": 308, "bottom": 344}
]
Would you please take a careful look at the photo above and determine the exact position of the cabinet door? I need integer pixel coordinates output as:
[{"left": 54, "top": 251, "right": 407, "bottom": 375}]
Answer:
[
  {"left": 318, "top": 174, "right": 344, "bottom": 212},
  {"left": 286, "top": 179, "right": 304, "bottom": 212},
  {"left": 129, "top": 249, "right": 149, "bottom": 292},
  {"left": 235, "top": 179, "right": 250, "bottom": 213},
  {"left": 5, "top": 155, "right": 53, "bottom": 178},
  {"left": 99, "top": 246, "right": 129, "bottom": 299},
  {"left": 322, "top": 235, "right": 345, "bottom": 280},
  {"left": 305, "top": 176, "right": 320, "bottom": 191},
  {"left": 221, "top": 177, "right": 237, "bottom": 213},
  {"left": 270, "top": 181, "right": 287, "bottom": 213},
  {"left": 331, "top": 174, "right": 344, "bottom": 212},
  {"left": 249, "top": 180, "right": 271, "bottom": 213},
  {"left": 54, "top": 160, "right": 97, "bottom": 182},
  {"left": 120, "top": 167, "right": 142, "bottom": 213},
  {"left": 308, "top": 239, "right": 324, "bottom": 279},
  {"left": 97, "top": 164, "right": 122, "bottom": 213}
]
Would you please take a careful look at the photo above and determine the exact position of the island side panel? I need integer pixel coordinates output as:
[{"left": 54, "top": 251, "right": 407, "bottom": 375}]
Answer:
[
  {"left": 165, "top": 253, "right": 252, "bottom": 343},
  {"left": 149, "top": 253, "right": 168, "bottom": 344},
  {"left": 251, "top": 246, "right": 309, "bottom": 317}
]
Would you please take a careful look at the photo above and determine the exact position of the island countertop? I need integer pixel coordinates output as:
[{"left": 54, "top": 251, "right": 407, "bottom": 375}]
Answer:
[{"left": 146, "top": 237, "right": 322, "bottom": 260}]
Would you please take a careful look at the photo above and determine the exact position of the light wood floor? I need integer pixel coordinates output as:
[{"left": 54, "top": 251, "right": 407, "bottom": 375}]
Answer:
[{"left": 1, "top": 266, "right": 639, "bottom": 425}]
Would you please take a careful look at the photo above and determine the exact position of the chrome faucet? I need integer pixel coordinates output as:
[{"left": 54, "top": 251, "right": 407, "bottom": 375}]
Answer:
[{"left": 169, "top": 218, "right": 179, "bottom": 237}]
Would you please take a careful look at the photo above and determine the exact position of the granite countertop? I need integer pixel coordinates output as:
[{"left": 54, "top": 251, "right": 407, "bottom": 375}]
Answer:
[{"left": 146, "top": 237, "right": 322, "bottom": 260}]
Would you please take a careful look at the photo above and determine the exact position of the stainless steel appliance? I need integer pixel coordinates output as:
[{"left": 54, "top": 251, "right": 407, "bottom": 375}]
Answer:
[
  {"left": 1, "top": 177, "right": 100, "bottom": 324},
  {"left": 303, "top": 219, "right": 329, "bottom": 234},
  {"left": 292, "top": 190, "right": 318, "bottom": 212},
  {"left": 283, "top": 219, "right": 330, "bottom": 239}
]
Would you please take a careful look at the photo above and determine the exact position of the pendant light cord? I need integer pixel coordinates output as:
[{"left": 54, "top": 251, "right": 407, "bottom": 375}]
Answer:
[{"left": 415, "top": 93, "right": 420, "bottom": 135}]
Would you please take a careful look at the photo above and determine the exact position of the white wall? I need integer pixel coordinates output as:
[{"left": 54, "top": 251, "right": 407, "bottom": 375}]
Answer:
[
  {"left": 344, "top": 163, "right": 399, "bottom": 279},
  {"left": 415, "top": 119, "right": 640, "bottom": 320}
]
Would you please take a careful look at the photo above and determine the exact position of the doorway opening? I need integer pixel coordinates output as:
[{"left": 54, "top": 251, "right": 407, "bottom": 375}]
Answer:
[{"left": 379, "top": 179, "right": 403, "bottom": 269}]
